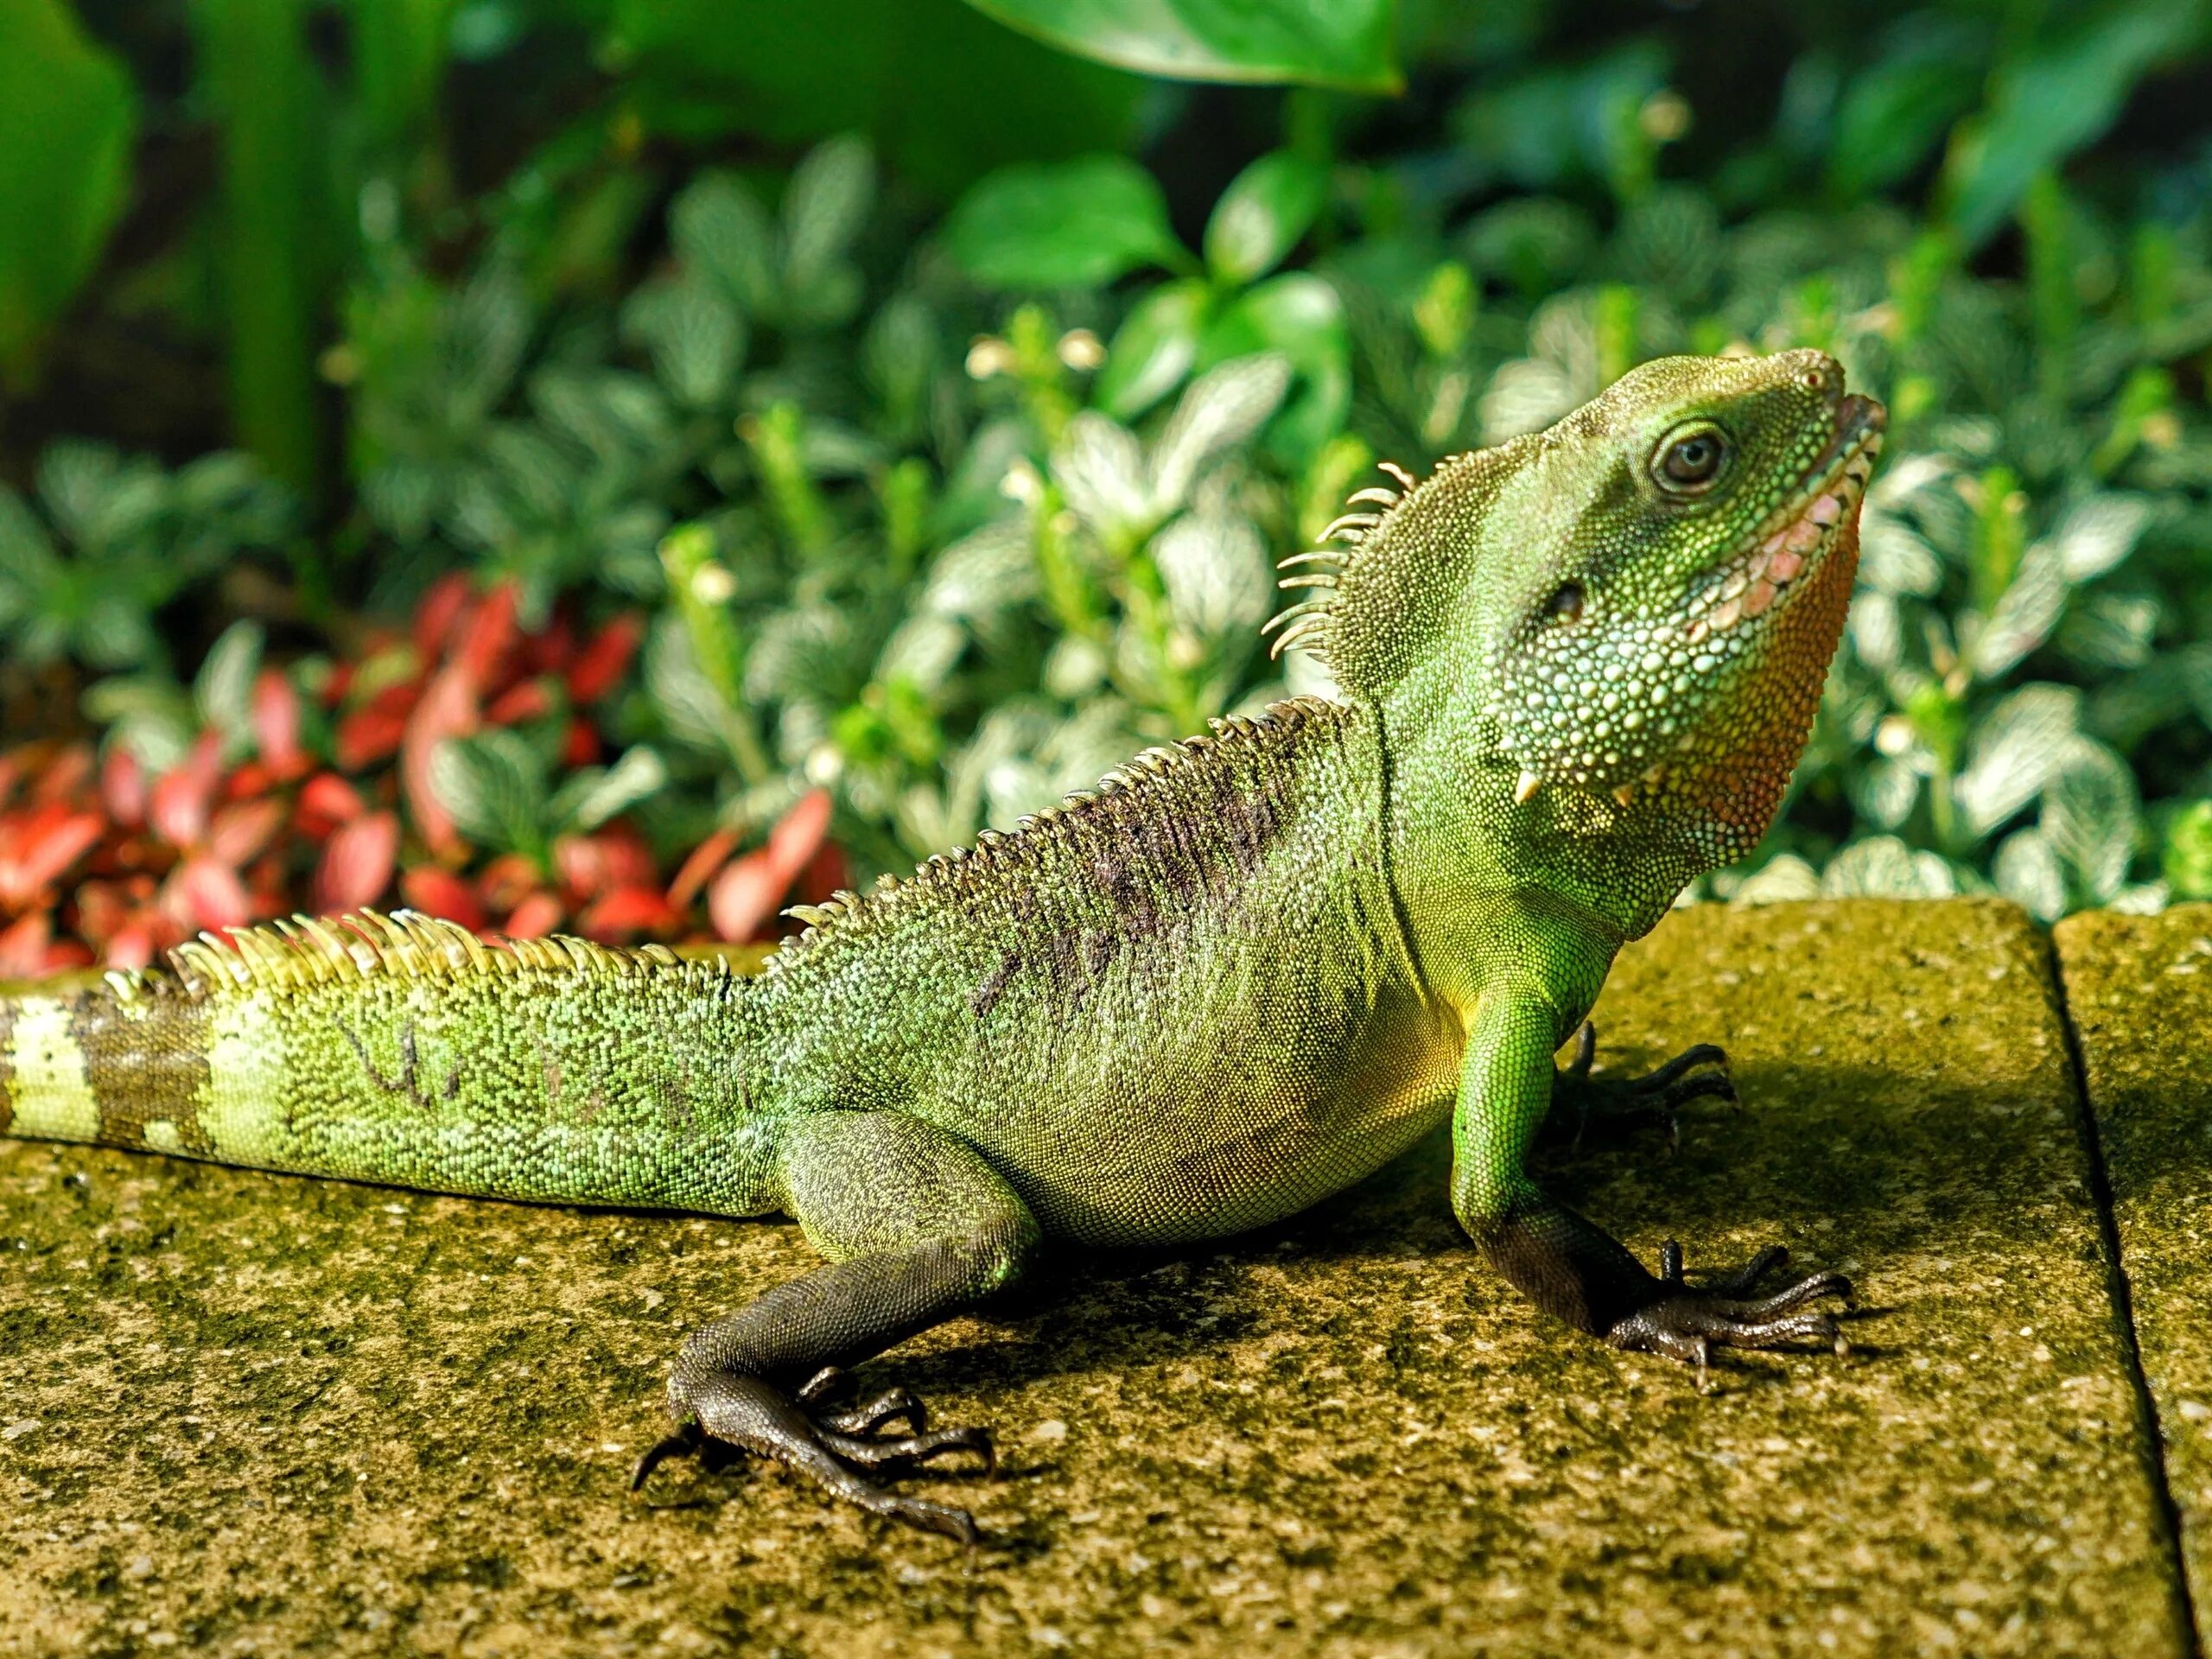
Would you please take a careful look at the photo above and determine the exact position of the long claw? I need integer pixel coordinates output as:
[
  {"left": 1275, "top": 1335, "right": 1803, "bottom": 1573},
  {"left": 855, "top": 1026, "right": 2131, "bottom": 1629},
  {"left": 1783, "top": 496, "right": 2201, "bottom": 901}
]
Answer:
[
  {"left": 822, "top": 1424, "right": 995, "bottom": 1472},
  {"left": 646, "top": 1370, "right": 996, "bottom": 1541},
  {"left": 1636, "top": 1044, "right": 1728, "bottom": 1091},
  {"left": 893, "top": 1497, "right": 982, "bottom": 1545},
  {"left": 819, "top": 1386, "right": 929, "bottom": 1438},
  {"left": 1609, "top": 1243, "right": 1859, "bottom": 1380},
  {"left": 1551, "top": 1035, "right": 1731, "bottom": 1155},
  {"left": 1708, "top": 1244, "right": 1789, "bottom": 1296},
  {"left": 631, "top": 1424, "right": 702, "bottom": 1494},
  {"left": 1567, "top": 1021, "right": 1597, "bottom": 1084}
]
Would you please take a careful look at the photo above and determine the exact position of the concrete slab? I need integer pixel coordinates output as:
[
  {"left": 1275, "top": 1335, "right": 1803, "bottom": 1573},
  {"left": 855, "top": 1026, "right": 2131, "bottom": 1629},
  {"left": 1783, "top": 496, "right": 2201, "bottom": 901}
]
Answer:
[
  {"left": 0, "top": 899, "right": 2185, "bottom": 1656},
  {"left": 2056, "top": 902, "right": 2212, "bottom": 1649}
]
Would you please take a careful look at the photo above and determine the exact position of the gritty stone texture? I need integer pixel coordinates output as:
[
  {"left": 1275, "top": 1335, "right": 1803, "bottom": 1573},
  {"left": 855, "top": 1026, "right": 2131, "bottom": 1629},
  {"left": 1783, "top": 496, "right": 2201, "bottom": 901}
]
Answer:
[
  {"left": 0, "top": 898, "right": 2186, "bottom": 1657},
  {"left": 2055, "top": 902, "right": 2212, "bottom": 1646}
]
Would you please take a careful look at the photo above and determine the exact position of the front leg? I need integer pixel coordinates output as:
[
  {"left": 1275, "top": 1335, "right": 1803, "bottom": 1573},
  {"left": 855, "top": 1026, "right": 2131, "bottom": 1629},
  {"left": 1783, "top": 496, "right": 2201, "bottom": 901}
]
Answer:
[
  {"left": 633, "top": 1111, "right": 1040, "bottom": 1541},
  {"left": 1452, "top": 993, "right": 1850, "bottom": 1382}
]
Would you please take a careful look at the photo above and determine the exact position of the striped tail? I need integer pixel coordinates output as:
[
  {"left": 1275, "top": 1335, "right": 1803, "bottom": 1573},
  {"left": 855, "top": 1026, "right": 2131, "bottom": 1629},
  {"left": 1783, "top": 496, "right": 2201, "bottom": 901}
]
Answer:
[{"left": 0, "top": 911, "right": 778, "bottom": 1216}]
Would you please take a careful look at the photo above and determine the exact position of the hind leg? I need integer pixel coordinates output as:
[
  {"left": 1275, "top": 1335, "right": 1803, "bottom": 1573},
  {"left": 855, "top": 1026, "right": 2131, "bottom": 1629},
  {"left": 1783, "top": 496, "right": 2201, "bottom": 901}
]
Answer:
[{"left": 633, "top": 1110, "right": 1039, "bottom": 1541}]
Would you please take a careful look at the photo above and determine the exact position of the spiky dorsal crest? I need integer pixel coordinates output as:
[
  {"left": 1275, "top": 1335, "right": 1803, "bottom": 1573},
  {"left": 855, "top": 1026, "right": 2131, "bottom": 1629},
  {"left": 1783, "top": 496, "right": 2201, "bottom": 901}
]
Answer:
[
  {"left": 123, "top": 909, "right": 708, "bottom": 1003},
  {"left": 1262, "top": 460, "right": 1424, "bottom": 667},
  {"left": 760, "top": 696, "right": 1339, "bottom": 977},
  {"left": 1266, "top": 442, "right": 1525, "bottom": 702}
]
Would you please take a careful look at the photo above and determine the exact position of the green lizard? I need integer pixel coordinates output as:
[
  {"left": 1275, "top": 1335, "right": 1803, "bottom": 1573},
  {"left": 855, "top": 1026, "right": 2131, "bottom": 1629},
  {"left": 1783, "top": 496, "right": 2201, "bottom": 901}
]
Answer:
[{"left": 0, "top": 349, "right": 1883, "bottom": 1542}]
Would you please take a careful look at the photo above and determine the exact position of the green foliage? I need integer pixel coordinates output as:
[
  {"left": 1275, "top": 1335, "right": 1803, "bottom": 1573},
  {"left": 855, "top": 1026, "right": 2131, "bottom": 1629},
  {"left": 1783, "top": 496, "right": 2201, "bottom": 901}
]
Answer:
[
  {"left": 963, "top": 0, "right": 1402, "bottom": 93},
  {"left": 951, "top": 149, "right": 1353, "bottom": 461},
  {"left": 191, "top": 0, "right": 326, "bottom": 495},
  {"left": 946, "top": 158, "right": 1188, "bottom": 290},
  {"left": 7, "top": 1, "right": 2209, "bottom": 926},
  {"left": 0, "top": 445, "right": 295, "bottom": 674},
  {"left": 607, "top": 0, "right": 1149, "bottom": 194},
  {"left": 0, "top": 0, "right": 134, "bottom": 380}
]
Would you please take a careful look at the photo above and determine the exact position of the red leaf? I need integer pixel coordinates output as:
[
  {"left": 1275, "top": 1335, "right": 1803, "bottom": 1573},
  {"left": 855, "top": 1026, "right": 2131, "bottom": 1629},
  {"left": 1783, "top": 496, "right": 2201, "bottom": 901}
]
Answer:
[
  {"left": 567, "top": 614, "right": 644, "bottom": 704},
  {"left": 0, "top": 912, "right": 49, "bottom": 977},
  {"left": 0, "top": 806, "right": 105, "bottom": 905},
  {"left": 485, "top": 679, "right": 554, "bottom": 727},
  {"left": 579, "top": 885, "right": 679, "bottom": 940},
  {"left": 149, "top": 733, "right": 223, "bottom": 848},
  {"left": 708, "top": 851, "right": 785, "bottom": 943},
  {"left": 478, "top": 851, "right": 542, "bottom": 912},
  {"left": 413, "top": 572, "right": 474, "bottom": 661},
  {"left": 251, "top": 670, "right": 302, "bottom": 768},
  {"left": 706, "top": 791, "right": 833, "bottom": 942},
  {"left": 296, "top": 772, "right": 366, "bottom": 840},
  {"left": 527, "top": 615, "right": 577, "bottom": 677},
  {"left": 401, "top": 664, "right": 480, "bottom": 858},
  {"left": 561, "top": 718, "right": 601, "bottom": 769},
  {"left": 315, "top": 811, "right": 398, "bottom": 913},
  {"left": 225, "top": 760, "right": 279, "bottom": 802},
  {"left": 454, "top": 582, "right": 521, "bottom": 692},
  {"left": 31, "top": 745, "right": 95, "bottom": 806},
  {"left": 335, "top": 705, "right": 410, "bottom": 772},
  {"left": 766, "top": 789, "right": 833, "bottom": 875},
  {"left": 667, "top": 828, "right": 736, "bottom": 911},
  {"left": 102, "top": 748, "right": 147, "bottom": 828},
  {"left": 207, "top": 798, "right": 285, "bottom": 868},
  {"left": 556, "top": 826, "right": 657, "bottom": 902},
  {"left": 171, "top": 856, "right": 251, "bottom": 931},
  {"left": 399, "top": 866, "right": 486, "bottom": 931},
  {"left": 504, "top": 891, "right": 563, "bottom": 938},
  {"left": 105, "top": 921, "right": 162, "bottom": 972},
  {"left": 795, "top": 836, "right": 851, "bottom": 906}
]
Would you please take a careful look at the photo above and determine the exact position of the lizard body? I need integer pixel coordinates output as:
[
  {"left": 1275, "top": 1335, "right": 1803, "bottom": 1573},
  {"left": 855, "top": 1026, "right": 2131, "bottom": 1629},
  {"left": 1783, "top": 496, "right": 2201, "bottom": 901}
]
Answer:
[{"left": 1, "top": 350, "right": 1885, "bottom": 1540}]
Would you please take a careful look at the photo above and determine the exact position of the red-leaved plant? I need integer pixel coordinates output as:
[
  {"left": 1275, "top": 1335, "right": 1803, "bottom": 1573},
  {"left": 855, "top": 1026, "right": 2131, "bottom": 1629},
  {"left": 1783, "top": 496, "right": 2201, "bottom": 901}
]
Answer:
[{"left": 0, "top": 579, "right": 839, "bottom": 978}]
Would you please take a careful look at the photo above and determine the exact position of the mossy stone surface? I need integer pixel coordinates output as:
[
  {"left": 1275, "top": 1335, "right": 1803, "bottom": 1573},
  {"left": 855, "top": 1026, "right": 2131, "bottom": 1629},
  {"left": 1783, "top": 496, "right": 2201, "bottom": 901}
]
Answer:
[
  {"left": 2055, "top": 902, "right": 2212, "bottom": 1647},
  {"left": 0, "top": 899, "right": 2186, "bottom": 1656}
]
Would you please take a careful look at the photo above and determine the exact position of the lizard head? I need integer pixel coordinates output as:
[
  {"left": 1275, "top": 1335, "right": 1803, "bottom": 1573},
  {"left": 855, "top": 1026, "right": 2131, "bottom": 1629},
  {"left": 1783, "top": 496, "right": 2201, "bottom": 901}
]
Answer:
[{"left": 1281, "top": 348, "right": 1884, "bottom": 873}]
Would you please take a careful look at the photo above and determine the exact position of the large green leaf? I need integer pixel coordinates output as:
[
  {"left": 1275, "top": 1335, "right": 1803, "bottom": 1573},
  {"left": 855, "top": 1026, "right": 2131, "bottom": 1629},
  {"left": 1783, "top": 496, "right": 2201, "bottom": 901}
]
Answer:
[
  {"left": 945, "top": 156, "right": 1186, "bottom": 290},
  {"left": 0, "top": 0, "right": 136, "bottom": 378},
  {"left": 1945, "top": 5, "right": 2202, "bottom": 250},
  {"left": 963, "top": 0, "right": 1399, "bottom": 93},
  {"left": 1204, "top": 150, "right": 1329, "bottom": 284},
  {"left": 608, "top": 0, "right": 1146, "bottom": 197}
]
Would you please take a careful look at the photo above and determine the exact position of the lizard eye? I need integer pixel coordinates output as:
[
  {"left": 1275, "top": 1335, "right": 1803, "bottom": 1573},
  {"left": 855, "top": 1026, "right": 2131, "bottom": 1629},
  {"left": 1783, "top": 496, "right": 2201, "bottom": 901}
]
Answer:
[
  {"left": 1653, "top": 423, "right": 1729, "bottom": 494},
  {"left": 1542, "top": 582, "right": 1586, "bottom": 625}
]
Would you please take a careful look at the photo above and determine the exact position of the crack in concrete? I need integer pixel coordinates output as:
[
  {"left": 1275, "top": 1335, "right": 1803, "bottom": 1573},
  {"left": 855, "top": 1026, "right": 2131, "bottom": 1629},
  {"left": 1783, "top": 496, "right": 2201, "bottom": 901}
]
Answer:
[{"left": 2048, "top": 931, "right": 2205, "bottom": 1659}]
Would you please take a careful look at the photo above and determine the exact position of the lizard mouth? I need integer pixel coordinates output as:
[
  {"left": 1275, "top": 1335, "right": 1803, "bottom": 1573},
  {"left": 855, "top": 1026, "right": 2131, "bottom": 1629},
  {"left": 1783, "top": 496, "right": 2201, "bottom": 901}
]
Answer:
[{"left": 1678, "top": 393, "right": 1885, "bottom": 646}]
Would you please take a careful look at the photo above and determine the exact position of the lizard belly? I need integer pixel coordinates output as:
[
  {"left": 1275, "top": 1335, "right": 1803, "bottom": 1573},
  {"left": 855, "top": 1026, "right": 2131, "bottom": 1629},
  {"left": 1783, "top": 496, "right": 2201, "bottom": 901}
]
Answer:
[{"left": 951, "top": 977, "right": 1465, "bottom": 1248}]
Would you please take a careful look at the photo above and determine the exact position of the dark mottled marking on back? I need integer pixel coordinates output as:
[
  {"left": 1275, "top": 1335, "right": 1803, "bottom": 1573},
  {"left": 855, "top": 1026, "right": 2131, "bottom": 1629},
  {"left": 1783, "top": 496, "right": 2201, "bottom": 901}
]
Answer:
[
  {"left": 0, "top": 996, "right": 15, "bottom": 1136},
  {"left": 972, "top": 951, "right": 1019, "bottom": 1021},
  {"left": 72, "top": 985, "right": 213, "bottom": 1153}
]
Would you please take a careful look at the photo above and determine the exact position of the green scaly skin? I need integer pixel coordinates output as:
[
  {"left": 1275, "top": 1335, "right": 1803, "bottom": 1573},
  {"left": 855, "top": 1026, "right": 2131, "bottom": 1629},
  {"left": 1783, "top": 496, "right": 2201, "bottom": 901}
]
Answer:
[{"left": 0, "top": 350, "right": 1885, "bottom": 1542}]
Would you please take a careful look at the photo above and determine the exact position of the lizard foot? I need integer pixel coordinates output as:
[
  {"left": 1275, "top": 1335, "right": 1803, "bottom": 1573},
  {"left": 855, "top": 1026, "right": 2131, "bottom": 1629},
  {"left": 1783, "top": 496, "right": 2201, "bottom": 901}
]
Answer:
[
  {"left": 1605, "top": 1241, "right": 1853, "bottom": 1390},
  {"left": 1546, "top": 1022, "right": 1735, "bottom": 1154},
  {"left": 632, "top": 1364, "right": 995, "bottom": 1541}
]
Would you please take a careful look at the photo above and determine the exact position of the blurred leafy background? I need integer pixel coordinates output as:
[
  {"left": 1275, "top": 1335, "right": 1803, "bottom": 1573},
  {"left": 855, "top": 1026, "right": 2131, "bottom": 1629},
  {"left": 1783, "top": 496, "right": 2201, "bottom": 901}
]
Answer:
[{"left": 0, "top": 0, "right": 2207, "bottom": 973}]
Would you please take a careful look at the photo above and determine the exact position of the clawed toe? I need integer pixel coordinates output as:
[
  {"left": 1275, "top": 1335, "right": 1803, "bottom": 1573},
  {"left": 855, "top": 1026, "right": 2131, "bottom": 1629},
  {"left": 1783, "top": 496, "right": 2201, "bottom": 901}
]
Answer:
[
  {"left": 1609, "top": 1240, "right": 1858, "bottom": 1387},
  {"left": 634, "top": 1369, "right": 995, "bottom": 1540},
  {"left": 822, "top": 1422, "right": 995, "bottom": 1471},
  {"left": 1550, "top": 1026, "right": 1734, "bottom": 1154}
]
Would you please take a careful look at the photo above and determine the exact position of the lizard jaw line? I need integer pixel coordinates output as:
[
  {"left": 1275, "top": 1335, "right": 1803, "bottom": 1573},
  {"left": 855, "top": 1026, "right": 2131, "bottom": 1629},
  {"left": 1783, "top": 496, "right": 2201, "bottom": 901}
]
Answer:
[{"left": 1678, "top": 403, "right": 1884, "bottom": 647}]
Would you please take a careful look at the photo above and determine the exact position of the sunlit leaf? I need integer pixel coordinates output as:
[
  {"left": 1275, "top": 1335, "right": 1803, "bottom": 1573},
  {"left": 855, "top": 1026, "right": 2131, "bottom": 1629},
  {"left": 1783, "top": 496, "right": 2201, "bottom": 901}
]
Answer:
[
  {"left": 1096, "top": 279, "right": 1211, "bottom": 420},
  {"left": 963, "top": 0, "right": 1398, "bottom": 93},
  {"left": 1946, "top": 7, "right": 2196, "bottom": 248},
  {"left": 945, "top": 156, "right": 1185, "bottom": 290},
  {"left": 1204, "top": 152, "right": 1329, "bottom": 285}
]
